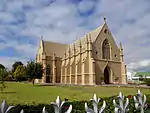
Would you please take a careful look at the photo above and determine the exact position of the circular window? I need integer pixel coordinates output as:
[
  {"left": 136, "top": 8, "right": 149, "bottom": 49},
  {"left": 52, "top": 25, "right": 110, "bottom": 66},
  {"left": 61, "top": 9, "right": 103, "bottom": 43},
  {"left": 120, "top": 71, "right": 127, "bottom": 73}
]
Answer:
[{"left": 104, "top": 29, "right": 107, "bottom": 34}]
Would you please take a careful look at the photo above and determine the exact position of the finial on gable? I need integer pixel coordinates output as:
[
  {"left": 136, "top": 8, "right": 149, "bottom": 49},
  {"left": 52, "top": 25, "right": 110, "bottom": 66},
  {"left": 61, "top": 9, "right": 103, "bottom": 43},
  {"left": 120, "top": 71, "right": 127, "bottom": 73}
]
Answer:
[
  {"left": 120, "top": 42, "right": 123, "bottom": 50},
  {"left": 41, "top": 35, "right": 43, "bottom": 40},
  {"left": 104, "top": 16, "right": 106, "bottom": 22}
]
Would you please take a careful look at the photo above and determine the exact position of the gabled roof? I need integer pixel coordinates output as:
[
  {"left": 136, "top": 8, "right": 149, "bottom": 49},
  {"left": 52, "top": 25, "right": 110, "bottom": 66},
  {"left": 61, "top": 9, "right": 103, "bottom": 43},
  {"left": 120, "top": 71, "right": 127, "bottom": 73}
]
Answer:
[
  {"left": 73, "top": 22, "right": 105, "bottom": 45},
  {"left": 63, "top": 22, "right": 105, "bottom": 58},
  {"left": 89, "top": 22, "right": 105, "bottom": 42},
  {"left": 43, "top": 41, "right": 68, "bottom": 57},
  {"left": 41, "top": 20, "right": 108, "bottom": 58}
]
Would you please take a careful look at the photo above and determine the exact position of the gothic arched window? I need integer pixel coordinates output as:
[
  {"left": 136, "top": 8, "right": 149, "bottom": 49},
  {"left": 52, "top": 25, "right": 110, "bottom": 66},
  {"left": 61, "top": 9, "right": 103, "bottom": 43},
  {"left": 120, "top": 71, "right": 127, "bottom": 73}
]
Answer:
[
  {"left": 46, "top": 64, "right": 51, "bottom": 76},
  {"left": 102, "top": 39, "right": 110, "bottom": 59}
]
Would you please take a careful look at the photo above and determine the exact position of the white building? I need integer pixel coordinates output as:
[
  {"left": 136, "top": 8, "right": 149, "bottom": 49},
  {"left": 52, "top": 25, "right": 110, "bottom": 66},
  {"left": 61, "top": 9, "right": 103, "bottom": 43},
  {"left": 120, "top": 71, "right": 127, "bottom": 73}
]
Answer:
[{"left": 127, "top": 71, "right": 136, "bottom": 81}]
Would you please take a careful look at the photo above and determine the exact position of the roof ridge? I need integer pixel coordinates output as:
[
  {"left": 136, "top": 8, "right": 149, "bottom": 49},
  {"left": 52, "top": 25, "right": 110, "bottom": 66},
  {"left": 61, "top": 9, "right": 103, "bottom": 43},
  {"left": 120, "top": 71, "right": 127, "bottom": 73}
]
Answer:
[{"left": 43, "top": 40, "right": 68, "bottom": 45}]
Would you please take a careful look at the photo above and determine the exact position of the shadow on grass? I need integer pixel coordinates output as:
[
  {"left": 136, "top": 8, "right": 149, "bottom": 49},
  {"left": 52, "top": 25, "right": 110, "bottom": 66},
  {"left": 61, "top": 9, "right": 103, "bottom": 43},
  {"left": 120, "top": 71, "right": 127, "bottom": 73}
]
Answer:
[
  {"left": 0, "top": 91, "right": 16, "bottom": 94},
  {"left": 33, "top": 84, "right": 54, "bottom": 87}
]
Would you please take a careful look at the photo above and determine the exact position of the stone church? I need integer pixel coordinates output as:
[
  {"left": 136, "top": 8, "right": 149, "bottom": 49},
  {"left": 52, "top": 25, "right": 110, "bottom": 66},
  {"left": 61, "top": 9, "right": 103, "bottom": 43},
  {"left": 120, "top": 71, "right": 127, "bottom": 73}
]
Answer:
[{"left": 36, "top": 18, "right": 127, "bottom": 85}]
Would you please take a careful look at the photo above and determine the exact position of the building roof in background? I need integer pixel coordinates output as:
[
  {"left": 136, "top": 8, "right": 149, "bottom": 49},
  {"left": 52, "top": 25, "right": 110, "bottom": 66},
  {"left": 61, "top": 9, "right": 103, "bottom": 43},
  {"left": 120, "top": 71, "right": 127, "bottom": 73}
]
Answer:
[{"left": 134, "top": 72, "right": 150, "bottom": 77}]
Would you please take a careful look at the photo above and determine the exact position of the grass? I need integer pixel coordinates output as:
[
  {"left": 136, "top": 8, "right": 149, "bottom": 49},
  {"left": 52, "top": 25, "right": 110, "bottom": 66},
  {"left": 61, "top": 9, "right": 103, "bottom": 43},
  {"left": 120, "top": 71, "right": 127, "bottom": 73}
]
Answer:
[{"left": 0, "top": 82, "right": 149, "bottom": 105}]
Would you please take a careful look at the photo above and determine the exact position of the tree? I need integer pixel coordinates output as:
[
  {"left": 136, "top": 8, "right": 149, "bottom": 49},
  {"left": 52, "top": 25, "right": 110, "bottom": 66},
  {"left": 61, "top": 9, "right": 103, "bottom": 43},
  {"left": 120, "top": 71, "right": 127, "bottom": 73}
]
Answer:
[
  {"left": 0, "top": 64, "right": 5, "bottom": 69},
  {"left": 14, "top": 65, "right": 26, "bottom": 82},
  {"left": 139, "top": 75, "right": 144, "bottom": 82},
  {"left": 0, "top": 68, "right": 8, "bottom": 93},
  {"left": 26, "top": 61, "right": 43, "bottom": 85},
  {"left": 12, "top": 61, "right": 23, "bottom": 73}
]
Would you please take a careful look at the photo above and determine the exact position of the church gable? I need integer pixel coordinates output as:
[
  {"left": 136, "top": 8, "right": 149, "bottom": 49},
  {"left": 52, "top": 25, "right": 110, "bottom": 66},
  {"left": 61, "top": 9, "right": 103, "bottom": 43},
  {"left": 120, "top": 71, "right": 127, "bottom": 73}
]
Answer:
[{"left": 93, "top": 21, "right": 120, "bottom": 62}]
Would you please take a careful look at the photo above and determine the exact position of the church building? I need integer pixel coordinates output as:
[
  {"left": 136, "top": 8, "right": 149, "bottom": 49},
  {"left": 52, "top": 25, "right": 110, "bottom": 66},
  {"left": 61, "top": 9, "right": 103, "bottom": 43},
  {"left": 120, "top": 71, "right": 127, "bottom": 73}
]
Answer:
[{"left": 36, "top": 18, "right": 127, "bottom": 85}]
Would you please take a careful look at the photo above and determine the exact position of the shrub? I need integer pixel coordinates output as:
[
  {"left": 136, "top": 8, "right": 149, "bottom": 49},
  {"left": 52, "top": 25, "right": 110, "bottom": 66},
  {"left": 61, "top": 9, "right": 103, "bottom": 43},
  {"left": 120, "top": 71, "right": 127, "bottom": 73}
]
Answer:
[
  {"left": 144, "top": 78, "right": 150, "bottom": 86},
  {"left": 8, "top": 94, "right": 150, "bottom": 113}
]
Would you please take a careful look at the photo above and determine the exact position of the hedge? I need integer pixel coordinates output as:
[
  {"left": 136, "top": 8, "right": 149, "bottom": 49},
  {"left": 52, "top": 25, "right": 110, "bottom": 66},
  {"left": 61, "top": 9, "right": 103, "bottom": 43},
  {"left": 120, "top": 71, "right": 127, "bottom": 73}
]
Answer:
[{"left": 8, "top": 94, "right": 150, "bottom": 113}]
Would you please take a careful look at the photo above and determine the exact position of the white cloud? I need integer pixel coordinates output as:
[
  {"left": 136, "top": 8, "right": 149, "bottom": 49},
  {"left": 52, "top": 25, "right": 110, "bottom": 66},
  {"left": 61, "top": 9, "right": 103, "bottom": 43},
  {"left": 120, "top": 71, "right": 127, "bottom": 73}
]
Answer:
[
  {"left": 0, "top": 56, "right": 29, "bottom": 69},
  {"left": 77, "top": 0, "right": 95, "bottom": 14},
  {"left": 0, "top": 0, "right": 150, "bottom": 72},
  {"left": 0, "top": 12, "right": 16, "bottom": 23}
]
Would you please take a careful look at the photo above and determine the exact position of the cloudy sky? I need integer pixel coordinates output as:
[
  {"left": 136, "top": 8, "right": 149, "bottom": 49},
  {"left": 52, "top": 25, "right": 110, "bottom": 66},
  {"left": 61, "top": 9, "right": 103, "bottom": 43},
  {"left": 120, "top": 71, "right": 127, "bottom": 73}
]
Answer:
[{"left": 0, "top": 0, "right": 150, "bottom": 72}]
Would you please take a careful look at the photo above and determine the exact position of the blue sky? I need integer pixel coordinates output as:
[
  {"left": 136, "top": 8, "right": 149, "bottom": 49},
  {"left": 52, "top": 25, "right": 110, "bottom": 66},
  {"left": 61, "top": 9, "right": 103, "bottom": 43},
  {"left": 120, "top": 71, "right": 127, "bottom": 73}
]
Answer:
[{"left": 0, "top": 0, "right": 150, "bottom": 73}]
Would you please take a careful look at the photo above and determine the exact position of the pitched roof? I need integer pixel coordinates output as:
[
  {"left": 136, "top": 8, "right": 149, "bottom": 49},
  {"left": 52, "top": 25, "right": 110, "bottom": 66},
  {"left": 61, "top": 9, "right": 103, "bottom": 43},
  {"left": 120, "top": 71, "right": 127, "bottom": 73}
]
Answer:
[
  {"left": 90, "top": 22, "right": 105, "bottom": 42},
  {"left": 43, "top": 41, "right": 68, "bottom": 57},
  {"left": 42, "top": 22, "right": 105, "bottom": 58},
  {"left": 73, "top": 22, "right": 105, "bottom": 45},
  {"left": 63, "top": 22, "right": 105, "bottom": 58}
]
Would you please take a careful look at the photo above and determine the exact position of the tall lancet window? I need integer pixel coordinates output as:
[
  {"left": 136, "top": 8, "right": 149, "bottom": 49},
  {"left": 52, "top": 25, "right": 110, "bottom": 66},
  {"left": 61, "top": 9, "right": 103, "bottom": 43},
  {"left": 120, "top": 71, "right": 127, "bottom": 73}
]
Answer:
[{"left": 102, "top": 39, "right": 110, "bottom": 59}]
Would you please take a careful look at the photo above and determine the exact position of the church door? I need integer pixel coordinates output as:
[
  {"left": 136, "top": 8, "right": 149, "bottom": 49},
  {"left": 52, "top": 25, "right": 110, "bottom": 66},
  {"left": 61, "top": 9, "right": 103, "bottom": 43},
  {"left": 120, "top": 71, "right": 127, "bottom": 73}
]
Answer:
[
  {"left": 104, "top": 67, "right": 110, "bottom": 84},
  {"left": 46, "top": 76, "right": 50, "bottom": 83}
]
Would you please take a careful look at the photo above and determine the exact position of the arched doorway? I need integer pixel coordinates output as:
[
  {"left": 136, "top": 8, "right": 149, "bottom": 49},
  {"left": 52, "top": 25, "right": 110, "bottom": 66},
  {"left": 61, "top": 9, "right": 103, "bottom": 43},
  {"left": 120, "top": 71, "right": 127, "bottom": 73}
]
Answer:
[
  {"left": 104, "top": 66, "right": 110, "bottom": 84},
  {"left": 46, "top": 76, "right": 50, "bottom": 83}
]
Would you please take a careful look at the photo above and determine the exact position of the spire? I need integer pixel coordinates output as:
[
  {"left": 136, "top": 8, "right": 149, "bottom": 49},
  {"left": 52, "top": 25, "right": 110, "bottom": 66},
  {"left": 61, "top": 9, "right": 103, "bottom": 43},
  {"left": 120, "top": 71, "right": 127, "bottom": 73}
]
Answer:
[
  {"left": 64, "top": 50, "right": 67, "bottom": 59},
  {"left": 88, "top": 33, "right": 92, "bottom": 51},
  {"left": 41, "top": 35, "right": 43, "bottom": 40},
  {"left": 40, "top": 35, "right": 45, "bottom": 54},
  {"left": 68, "top": 45, "right": 71, "bottom": 52},
  {"left": 68, "top": 46, "right": 71, "bottom": 57},
  {"left": 88, "top": 33, "right": 92, "bottom": 43},
  {"left": 86, "top": 34, "right": 88, "bottom": 44},
  {"left": 119, "top": 42, "right": 124, "bottom": 62},
  {"left": 79, "top": 40, "right": 82, "bottom": 48},
  {"left": 120, "top": 42, "right": 123, "bottom": 50},
  {"left": 73, "top": 43, "right": 76, "bottom": 54}
]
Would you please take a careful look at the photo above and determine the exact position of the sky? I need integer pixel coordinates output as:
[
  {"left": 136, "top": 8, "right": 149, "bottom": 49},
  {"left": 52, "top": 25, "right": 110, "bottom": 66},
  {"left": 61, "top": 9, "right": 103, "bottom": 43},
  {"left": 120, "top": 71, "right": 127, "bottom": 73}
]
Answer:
[{"left": 0, "top": 0, "right": 150, "bottom": 73}]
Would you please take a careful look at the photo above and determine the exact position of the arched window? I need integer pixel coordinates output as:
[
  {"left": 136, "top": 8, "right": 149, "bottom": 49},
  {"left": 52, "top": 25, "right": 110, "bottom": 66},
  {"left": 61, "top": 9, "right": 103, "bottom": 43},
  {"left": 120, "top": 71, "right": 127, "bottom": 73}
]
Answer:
[
  {"left": 46, "top": 64, "right": 51, "bottom": 75},
  {"left": 102, "top": 39, "right": 110, "bottom": 59}
]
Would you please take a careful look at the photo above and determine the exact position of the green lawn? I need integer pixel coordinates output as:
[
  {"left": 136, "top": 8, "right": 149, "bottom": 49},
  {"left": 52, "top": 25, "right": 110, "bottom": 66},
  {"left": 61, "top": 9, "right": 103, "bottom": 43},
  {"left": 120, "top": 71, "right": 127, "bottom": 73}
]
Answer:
[{"left": 0, "top": 82, "right": 149, "bottom": 105}]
